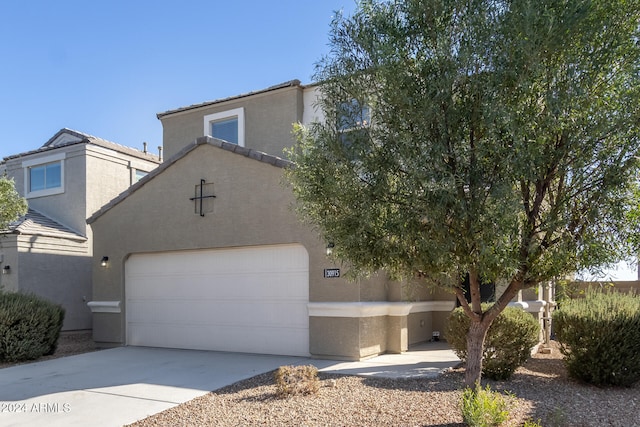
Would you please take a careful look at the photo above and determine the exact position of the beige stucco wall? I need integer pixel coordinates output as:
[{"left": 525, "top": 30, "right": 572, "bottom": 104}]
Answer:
[
  {"left": 159, "top": 85, "right": 304, "bottom": 160},
  {"left": 309, "top": 317, "right": 360, "bottom": 359},
  {"left": 90, "top": 141, "right": 379, "bottom": 348},
  {"left": 310, "top": 315, "right": 409, "bottom": 360},
  {"left": 408, "top": 312, "right": 433, "bottom": 344},
  {"left": 90, "top": 140, "right": 459, "bottom": 358}
]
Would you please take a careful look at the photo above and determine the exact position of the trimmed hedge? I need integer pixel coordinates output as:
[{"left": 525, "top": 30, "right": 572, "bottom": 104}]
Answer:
[
  {"left": 0, "top": 292, "right": 65, "bottom": 362},
  {"left": 446, "top": 304, "right": 540, "bottom": 380},
  {"left": 553, "top": 288, "right": 640, "bottom": 387}
]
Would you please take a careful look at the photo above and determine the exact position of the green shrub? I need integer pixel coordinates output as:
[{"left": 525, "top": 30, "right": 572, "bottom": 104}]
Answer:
[
  {"left": 446, "top": 305, "right": 540, "bottom": 380},
  {"left": 461, "top": 385, "right": 509, "bottom": 427},
  {"left": 274, "top": 365, "right": 320, "bottom": 397},
  {"left": 0, "top": 292, "right": 65, "bottom": 362},
  {"left": 553, "top": 288, "right": 640, "bottom": 387}
]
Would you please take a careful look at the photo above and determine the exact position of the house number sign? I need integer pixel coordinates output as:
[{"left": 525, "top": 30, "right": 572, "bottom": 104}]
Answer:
[{"left": 324, "top": 268, "right": 341, "bottom": 278}]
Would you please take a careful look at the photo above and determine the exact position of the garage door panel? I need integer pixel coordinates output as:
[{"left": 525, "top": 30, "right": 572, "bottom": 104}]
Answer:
[
  {"left": 128, "top": 300, "right": 309, "bottom": 328},
  {"left": 125, "top": 244, "right": 309, "bottom": 356},
  {"left": 128, "top": 274, "right": 309, "bottom": 300},
  {"left": 127, "top": 247, "right": 308, "bottom": 276},
  {"left": 128, "top": 324, "right": 309, "bottom": 355}
]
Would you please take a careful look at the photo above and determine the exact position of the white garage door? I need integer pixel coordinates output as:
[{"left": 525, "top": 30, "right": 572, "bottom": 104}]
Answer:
[{"left": 125, "top": 244, "right": 309, "bottom": 356}]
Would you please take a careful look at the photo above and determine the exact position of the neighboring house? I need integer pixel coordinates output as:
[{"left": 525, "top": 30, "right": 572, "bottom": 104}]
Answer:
[
  {"left": 88, "top": 80, "right": 457, "bottom": 360},
  {"left": 0, "top": 128, "right": 161, "bottom": 330}
]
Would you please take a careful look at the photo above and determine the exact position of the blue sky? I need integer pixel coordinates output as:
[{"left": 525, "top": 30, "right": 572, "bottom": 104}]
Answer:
[{"left": 0, "top": 0, "right": 356, "bottom": 159}]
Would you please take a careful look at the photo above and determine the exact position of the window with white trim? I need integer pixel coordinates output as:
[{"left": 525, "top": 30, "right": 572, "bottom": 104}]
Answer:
[
  {"left": 23, "top": 153, "right": 65, "bottom": 198},
  {"left": 337, "top": 99, "right": 371, "bottom": 150},
  {"left": 203, "top": 107, "right": 245, "bottom": 147},
  {"left": 338, "top": 100, "right": 370, "bottom": 131}
]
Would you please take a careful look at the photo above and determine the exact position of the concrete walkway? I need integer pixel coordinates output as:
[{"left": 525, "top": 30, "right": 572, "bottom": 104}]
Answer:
[
  {"left": 319, "top": 341, "right": 460, "bottom": 379},
  {"left": 0, "top": 342, "right": 459, "bottom": 427}
]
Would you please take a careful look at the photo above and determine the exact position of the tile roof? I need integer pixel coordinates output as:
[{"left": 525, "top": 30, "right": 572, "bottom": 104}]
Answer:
[
  {"left": 3, "top": 209, "right": 87, "bottom": 241},
  {"left": 88, "top": 136, "right": 294, "bottom": 224},
  {"left": 2, "top": 128, "right": 161, "bottom": 164},
  {"left": 156, "top": 80, "right": 304, "bottom": 119}
]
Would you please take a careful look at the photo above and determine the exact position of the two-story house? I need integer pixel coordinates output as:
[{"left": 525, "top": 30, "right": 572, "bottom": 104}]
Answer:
[
  {"left": 87, "top": 80, "right": 459, "bottom": 360},
  {"left": 0, "top": 128, "right": 160, "bottom": 330}
]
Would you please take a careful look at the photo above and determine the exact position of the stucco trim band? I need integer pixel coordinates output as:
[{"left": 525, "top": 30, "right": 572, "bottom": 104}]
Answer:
[
  {"left": 508, "top": 300, "right": 547, "bottom": 313},
  {"left": 308, "top": 301, "right": 456, "bottom": 318},
  {"left": 409, "top": 301, "right": 457, "bottom": 313},
  {"left": 87, "top": 301, "right": 121, "bottom": 313}
]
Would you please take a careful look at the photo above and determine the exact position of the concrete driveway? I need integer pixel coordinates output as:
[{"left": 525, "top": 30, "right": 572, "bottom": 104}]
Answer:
[{"left": 0, "top": 343, "right": 458, "bottom": 427}]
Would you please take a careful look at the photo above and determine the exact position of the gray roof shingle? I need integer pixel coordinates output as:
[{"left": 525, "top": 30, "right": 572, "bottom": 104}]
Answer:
[
  {"left": 156, "top": 80, "right": 304, "bottom": 119},
  {"left": 2, "top": 128, "right": 161, "bottom": 164},
  {"left": 3, "top": 209, "right": 87, "bottom": 241}
]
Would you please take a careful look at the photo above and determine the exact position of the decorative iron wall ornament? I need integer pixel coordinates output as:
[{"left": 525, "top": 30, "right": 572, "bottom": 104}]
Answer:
[{"left": 190, "top": 179, "right": 216, "bottom": 216}]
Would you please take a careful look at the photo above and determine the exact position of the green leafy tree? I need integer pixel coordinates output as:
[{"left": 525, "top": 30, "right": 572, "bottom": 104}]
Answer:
[
  {"left": 287, "top": 0, "right": 640, "bottom": 387},
  {"left": 0, "top": 176, "right": 27, "bottom": 231}
]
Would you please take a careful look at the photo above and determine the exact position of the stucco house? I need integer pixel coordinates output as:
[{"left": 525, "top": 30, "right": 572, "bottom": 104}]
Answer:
[
  {"left": 88, "top": 80, "right": 551, "bottom": 359},
  {"left": 0, "top": 128, "right": 160, "bottom": 330}
]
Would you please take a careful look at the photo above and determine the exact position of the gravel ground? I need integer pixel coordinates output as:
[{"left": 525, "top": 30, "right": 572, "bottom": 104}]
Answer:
[
  {"left": 3, "top": 335, "right": 638, "bottom": 426},
  {"left": 127, "top": 342, "right": 639, "bottom": 427}
]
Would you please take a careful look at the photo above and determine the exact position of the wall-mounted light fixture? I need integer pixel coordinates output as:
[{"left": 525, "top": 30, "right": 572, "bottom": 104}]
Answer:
[
  {"left": 326, "top": 243, "right": 335, "bottom": 256},
  {"left": 2, "top": 265, "right": 10, "bottom": 275},
  {"left": 100, "top": 256, "right": 109, "bottom": 267}
]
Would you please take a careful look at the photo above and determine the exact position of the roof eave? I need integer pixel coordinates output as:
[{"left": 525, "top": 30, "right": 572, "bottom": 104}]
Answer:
[{"left": 156, "top": 79, "right": 305, "bottom": 119}]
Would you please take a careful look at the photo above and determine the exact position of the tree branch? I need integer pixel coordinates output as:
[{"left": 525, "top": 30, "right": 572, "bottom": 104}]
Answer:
[{"left": 454, "top": 286, "right": 481, "bottom": 321}]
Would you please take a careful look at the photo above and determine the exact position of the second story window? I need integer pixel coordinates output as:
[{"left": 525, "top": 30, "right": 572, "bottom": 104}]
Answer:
[
  {"left": 211, "top": 117, "right": 238, "bottom": 144},
  {"left": 29, "top": 161, "right": 61, "bottom": 192},
  {"left": 338, "top": 100, "right": 370, "bottom": 132},
  {"left": 337, "top": 99, "right": 371, "bottom": 151},
  {"left": 22, "top": 153, "right": 65, "bottom": 198},
  {"left": 203, "top": 107, "right": 245, "bottom": 147}
]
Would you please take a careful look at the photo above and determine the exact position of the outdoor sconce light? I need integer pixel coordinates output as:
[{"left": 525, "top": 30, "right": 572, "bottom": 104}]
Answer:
[
  {"left": 100, "top": 256, "right": 109, "bottom": 267},
  {"left": 326, "top": 243, "right": 335, "bottom": 256},
  {"left": 2, "top": 265, "right": 10, "bottom": 275}
]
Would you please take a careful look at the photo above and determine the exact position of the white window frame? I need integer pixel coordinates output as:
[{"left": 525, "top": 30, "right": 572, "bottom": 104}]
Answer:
[
  {"left": 203, "top": 107, "right": 245, "bottom": 147},
  {"left": 22, "top": 152, "right": 66, "bottom": 198},
  {"left": 129, "top": 160, "right": 150, "bottom": 185},
  {"left": 132, "top": 169, "right": 148, "bottom": 184},
  {"left": 338, "top": 100, "right": 371, "bottom": 132}
]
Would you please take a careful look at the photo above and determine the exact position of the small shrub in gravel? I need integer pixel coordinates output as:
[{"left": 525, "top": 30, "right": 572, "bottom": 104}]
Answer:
[
  {"left": 461, "top": 385, "right": 509, "bottom": 427},
  {"left": 274, "top": 365, "right": 320, "bottom": 397},
  {"left": 446, "top": 304, "right": 540, "bottom": 380},
  {"left": 0, "top": 292, "right": 65, "bottom": 362},
  {"left": 553, "top": 288, "right": 640, "bottom": 387}
]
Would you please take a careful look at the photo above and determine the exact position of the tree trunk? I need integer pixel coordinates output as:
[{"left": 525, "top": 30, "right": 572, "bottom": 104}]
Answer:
[{"left": 464, "top": 319, "right": 489, "bottom": 389}]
